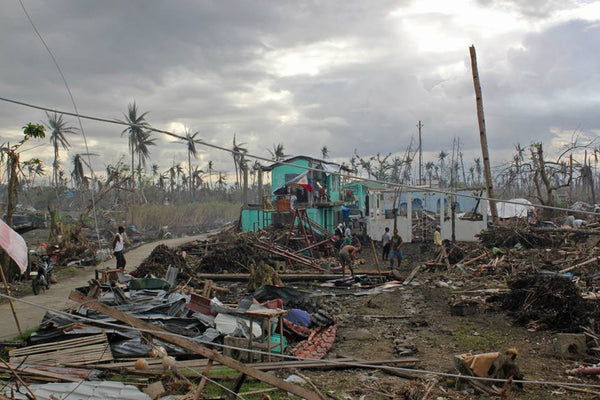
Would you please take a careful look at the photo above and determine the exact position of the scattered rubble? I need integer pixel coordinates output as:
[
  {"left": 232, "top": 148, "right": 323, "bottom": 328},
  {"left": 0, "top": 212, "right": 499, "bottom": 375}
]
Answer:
[{"left": 9, "top": 214, "right": 600, "bottom": 398}]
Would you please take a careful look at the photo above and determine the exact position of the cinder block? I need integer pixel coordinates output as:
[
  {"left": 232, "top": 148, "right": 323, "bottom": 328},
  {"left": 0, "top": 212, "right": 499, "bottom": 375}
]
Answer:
[{"left": 553, "top": 333, "right": 587, "bottom": 359}]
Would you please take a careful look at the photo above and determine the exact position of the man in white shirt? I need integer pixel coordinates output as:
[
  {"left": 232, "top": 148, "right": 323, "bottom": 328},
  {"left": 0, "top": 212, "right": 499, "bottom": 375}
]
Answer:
[{"left": 113, "top": 226, "right": 126, "bottom": 272}]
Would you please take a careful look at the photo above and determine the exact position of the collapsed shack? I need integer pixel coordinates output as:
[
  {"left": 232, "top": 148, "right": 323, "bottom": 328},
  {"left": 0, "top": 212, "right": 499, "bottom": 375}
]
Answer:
[{"left": 0, "top": 274, "right": 420, "bottom": 399}]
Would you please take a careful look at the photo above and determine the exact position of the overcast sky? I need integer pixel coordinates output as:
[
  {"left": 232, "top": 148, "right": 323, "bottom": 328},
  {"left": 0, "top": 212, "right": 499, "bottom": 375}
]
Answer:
[{"left": 1, "top": 0, "right": 600, "bottom": 181}]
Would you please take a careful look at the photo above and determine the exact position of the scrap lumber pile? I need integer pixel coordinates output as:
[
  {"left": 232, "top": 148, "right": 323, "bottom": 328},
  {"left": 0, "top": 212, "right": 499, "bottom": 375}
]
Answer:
[
  {"left": 132, "top": 244, "right": 189, "bottom": 278},
  {"left": 0, "top": 274, "right": 420, "bottom": 399},
  {"left": 476, "top": 223, "right": 596, "bottom": 248},
  {"left": 9, "top": 334, "right": 113, "bottom": 366},
  {"left": 133, "top": 223, "right": 337, "bottom": 288},
  {"left": 501, "top": 273, "right": 599, "bottom": 332},
  {"left": 428, "top": 223, "right": 600, "bottom": 276},
  {"left": 180, "top": 235, "right": 270, "bottom": 274},
  {"left": 424, "top": 223, "right": 600, "bottom": 333}
]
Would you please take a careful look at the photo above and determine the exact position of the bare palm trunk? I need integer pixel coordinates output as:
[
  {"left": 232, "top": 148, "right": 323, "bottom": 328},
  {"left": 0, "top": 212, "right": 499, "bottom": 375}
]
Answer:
[
  {"left": 131, "top": 148, "right": 135, "bottom": 190},
  {"left": 53, "top": 143, "right": 59, "bottom": 188},
  {"left": 188, "top": 152, "right": 193, "bottom": 196}
]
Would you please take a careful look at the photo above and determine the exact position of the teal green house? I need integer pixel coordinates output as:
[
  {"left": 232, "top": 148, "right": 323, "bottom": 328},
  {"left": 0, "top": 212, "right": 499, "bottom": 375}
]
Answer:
[{"left": 241, "top": 156, "right": 350, "bottom": 233}]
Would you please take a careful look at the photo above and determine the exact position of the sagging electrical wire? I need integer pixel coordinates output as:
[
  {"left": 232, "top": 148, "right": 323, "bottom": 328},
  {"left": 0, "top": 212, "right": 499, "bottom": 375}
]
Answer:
[
  {"left": 0, "top": 95, "right": 598, "bottom": 219},
  {"left": 17, "top": 0, "right": 101, "bottom": 248}
]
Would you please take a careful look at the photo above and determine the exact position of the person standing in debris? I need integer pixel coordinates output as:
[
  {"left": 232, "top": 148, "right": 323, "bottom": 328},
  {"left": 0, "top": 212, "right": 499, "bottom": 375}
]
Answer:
[
  {"left": 389, "top": 229, "right": 403, "bottom": 269},
  {"left": 339, "top": 244, "right": 359, "bottom": 278},
  {"left": 344, "top": 223, "right": 352, "bottom": 239},
  {"left": 433, "top": 226, "right": 442, "bottom": 246},
  {"left": 113, "top": 226, "right": 126, "bottom": 272},
  {"left": 335, "top": 223, "right": 344, "bottom": 239},
  {"left": 381, "top": 227, "right": 391, "bottom": 261}
]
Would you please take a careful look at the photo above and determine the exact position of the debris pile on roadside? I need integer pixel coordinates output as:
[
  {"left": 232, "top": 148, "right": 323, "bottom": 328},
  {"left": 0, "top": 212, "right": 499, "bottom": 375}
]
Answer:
[
  {"left": 132, "top": 223, "right": 351, "bottom": 288},
  {"left": 0, "top": 257, "right": 418, "bottom": 399},
  {"left": 502, "top": 273, "right": 596, "bottom": 332}
]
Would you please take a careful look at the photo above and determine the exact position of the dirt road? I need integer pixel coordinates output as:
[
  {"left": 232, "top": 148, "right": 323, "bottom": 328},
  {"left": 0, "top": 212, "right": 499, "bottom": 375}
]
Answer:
[{"left": 0, "top": 233, "right": 209, "bottom": 340}]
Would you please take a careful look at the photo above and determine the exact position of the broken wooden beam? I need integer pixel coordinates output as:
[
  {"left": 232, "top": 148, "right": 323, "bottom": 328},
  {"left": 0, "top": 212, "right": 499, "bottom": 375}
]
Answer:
[
  {"left": 193, "top": 272, "right": 391, "bottom": 282},
  {"left": 559, "top": 256, "right": 600, "bottom": 274},
  {"left": 68, "top": 290, "right": 321, "bottom": 400},
  {"left": 252, "top": 240, "right": 325, "bottom": 271}
]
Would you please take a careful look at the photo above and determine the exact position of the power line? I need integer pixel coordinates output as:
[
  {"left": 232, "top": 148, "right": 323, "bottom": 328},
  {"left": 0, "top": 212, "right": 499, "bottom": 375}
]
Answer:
[
  {"left": 17, "top": 0, "right": 101, "bottom": 247},
  {"left": 0, "top": 95, "right": 598, "bottom": 217}
]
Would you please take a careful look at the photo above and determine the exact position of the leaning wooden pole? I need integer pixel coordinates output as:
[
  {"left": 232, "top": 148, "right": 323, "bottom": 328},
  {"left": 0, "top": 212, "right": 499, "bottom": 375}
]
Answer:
[
  {"left": 0, "top": 263, "right": 23, "bottom": 337},
  {"left": 469, "top": 45, "right": 498, "bottom": 224},
  {"left": 69, "top": 291, "right": 321, "bottom": 400}
]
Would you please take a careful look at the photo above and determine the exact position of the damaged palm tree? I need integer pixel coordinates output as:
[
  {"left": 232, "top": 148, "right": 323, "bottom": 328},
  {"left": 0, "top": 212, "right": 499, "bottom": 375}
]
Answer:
[{"left": 1, "top": 123, "right": 45, "bottom": 278}]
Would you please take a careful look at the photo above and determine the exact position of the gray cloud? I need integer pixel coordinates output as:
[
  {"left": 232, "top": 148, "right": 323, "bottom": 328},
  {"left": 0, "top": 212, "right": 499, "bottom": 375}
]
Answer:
[{"left": 1, "top": 0, "right": 599, "bottom": 181}]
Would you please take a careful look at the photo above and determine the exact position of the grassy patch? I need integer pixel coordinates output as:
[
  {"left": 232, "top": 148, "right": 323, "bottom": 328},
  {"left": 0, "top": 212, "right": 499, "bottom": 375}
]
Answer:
[
  {"left": 10, "top": 326, "right": 39, "bottom": 342},
  {"left": 451, "top": 321, "right": 509, "bottom": 353},
  {"left": 203, "top": 380, "right": 287, "bottom": 399},
  {"left": 54, "top": 266, "right": 79, "bottom": 279}
]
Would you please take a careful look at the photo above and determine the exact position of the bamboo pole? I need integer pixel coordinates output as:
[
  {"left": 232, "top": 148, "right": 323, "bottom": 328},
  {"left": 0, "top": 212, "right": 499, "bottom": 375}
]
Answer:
[
  {"left": 0, "top": 263, "right": 22, "bottom": 337},
  {"left": 370, "top": 240, "right": 384, "bottom": 282},
  {"left": 469, "top": 45, "right": 499, "bottom": 224}
]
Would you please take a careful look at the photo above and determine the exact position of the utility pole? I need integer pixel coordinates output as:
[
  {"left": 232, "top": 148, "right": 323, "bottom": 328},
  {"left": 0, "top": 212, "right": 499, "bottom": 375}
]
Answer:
[
  {"left": 469, "top": 45, "right": 498, "bottom": 224},
  {"left": 417, "top": 120, "right": 423, "bottom": 185}
]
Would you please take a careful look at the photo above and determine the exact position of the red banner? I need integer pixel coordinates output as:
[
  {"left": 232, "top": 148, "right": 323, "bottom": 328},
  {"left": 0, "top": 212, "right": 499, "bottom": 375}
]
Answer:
[{"left": 0, "top": 219, "right": 28, "bottom": 273}]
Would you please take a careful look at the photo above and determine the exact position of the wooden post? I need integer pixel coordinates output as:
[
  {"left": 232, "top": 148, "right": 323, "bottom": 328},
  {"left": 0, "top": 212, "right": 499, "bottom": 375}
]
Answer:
[
  {"left": 242, "top": 165, "right": 248, "bottom": 209},
  {"left": 68, "top": 291, "right": 321, "bottom": 400},
  {"left": 257, "top": 166, "right": 263, "bottom": 207},
  {"left": 469, "top": 45, "right": 498, "bottom": 224},
  {"left": 193, "top": 359, "right": 213, "bottom": 400},
  {"left": 0, "top": 263, "right": 22, "bottom": 337},
  {"left": 370, "top": 240, "right": 384, "bottom": 282}
]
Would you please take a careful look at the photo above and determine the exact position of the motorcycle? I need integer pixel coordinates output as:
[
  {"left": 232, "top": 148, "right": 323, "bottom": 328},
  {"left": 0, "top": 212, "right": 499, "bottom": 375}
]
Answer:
[{"left": 30, "top": 255, "right": 53, "bottom": 295}]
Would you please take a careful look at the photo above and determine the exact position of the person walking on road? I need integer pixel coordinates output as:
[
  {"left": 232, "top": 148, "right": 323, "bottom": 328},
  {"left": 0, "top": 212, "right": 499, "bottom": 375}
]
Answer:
[
  {"left": 389, "top": 229, "right": 403, "bottom": 269},
  {"left": 113, "top": 226, "right": 127, "bottom": 272}
]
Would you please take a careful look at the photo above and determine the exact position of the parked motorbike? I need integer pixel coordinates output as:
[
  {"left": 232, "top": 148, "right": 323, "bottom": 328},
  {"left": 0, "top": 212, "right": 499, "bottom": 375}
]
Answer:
[{"left": 30, "top": 255, "right": 53, "bottom": 295}]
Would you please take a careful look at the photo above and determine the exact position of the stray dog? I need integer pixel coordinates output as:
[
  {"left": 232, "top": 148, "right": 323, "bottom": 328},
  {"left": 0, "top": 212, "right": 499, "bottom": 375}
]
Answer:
[{"left": 496, "top": 348, "right": 524, "bottom": 389}]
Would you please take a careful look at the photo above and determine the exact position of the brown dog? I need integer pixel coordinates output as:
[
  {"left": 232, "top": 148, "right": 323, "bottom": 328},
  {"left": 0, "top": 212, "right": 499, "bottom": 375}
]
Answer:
[{"left": 496, "top": 348, "right": 524, "bottom": 388}]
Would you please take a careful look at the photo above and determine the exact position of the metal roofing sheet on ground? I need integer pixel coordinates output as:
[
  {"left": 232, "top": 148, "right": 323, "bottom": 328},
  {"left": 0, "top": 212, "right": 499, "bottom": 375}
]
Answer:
[{"left": 5, "top": 381, "right": 151, "bottom": 400}]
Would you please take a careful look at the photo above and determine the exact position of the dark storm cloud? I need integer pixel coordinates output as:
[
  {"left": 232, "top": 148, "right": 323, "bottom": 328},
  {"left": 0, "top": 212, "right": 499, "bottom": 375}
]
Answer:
[{"left": 1, "top": 0, "right": 599, "bottom": 178}]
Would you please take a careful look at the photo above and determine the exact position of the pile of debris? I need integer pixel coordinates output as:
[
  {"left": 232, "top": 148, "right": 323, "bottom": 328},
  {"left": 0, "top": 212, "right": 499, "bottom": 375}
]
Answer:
[
  {"left": 501, "top": 273, "right": 597, "bottom": 332},
  {"left": 0, "top": 267, "right": 417, "bottom": 399},
  {"left": 424, "top": 221, "right": 600, "bottom": 334},
  {"left": 131, "top": 244, "right": 190, "bottom": 279},
  {"left": 181, "top": 235, "right": 272, "bottom": 274}
]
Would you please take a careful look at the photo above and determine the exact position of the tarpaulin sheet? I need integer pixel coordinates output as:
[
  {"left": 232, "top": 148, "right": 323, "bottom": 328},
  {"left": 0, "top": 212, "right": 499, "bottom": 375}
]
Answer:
[{"left": 0, "top": 218, "right": 28, "bottom": 273}]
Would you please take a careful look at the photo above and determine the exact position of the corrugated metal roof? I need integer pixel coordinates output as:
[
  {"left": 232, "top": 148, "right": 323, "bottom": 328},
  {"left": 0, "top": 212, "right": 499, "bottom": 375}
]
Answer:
[{"left": 5, "top": 381, "right": 151, "bottom": 400}]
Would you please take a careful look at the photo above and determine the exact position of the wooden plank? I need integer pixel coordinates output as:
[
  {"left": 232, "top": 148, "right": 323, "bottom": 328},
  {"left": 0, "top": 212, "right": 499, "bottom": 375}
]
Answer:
[
  {"left": 89, "top": 357, "right": 420, "bottom": 377},
  {"left": 559, "top": 256, "right": 600, "bottom": 273},
  {"left": 0, "top": 365, "right": 83, "bottom": 382},
  {"left": 370, "top": 240, "right": 384, "bottom": 283},
  {"left": 9, "top": 334, "right": 113, "bottom": 366},
  {"left": 68, "top": 290, "right": 321, "bottom": 400},
  {"left": 10, "top": 335, "right": 106, "bottom": 355},
  {"left": 193, "top": 272, "right": 391, "bottom": 281},
  {"left": 193, "top": 359, "right": 213, "bottom": 400},
  {"left": 403, "top": 265, "right": 423, "bottom": 285}
]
